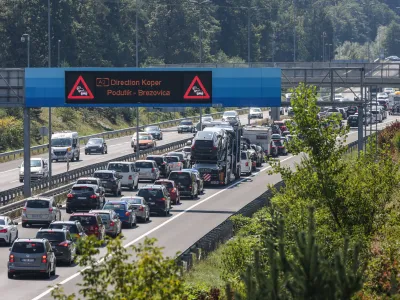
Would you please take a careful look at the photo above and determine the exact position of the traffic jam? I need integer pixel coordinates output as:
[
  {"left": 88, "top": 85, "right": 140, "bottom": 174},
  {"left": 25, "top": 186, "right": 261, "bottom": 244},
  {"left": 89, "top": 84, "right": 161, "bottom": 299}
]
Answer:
[{"left": 6, "top": 108, "right": 294, "bottom": 280}]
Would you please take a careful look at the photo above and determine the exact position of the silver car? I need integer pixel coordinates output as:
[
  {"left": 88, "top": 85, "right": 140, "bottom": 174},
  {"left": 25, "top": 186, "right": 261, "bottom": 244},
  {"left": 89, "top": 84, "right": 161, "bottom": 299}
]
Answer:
[
  {"left": 135, "top": 160, "right": 160, "bottom": 182},
  {"left": 120, "top": 196, "right": 150, "bottom": 222},
  {"left": 0, "top": 216, "right": 18, "bottom": 246},
  {"left": 21, "top": 197, "right": 62, "bottom": 228},
  {"left": 89, "top": 210, "right": 122, "bottom": 238}
]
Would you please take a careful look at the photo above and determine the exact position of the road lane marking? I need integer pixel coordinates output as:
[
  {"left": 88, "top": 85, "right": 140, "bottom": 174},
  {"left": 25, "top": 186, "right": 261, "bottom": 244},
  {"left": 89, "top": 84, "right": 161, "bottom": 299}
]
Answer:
[
  {"left": 0, "top": 168, "right": 19, "bottom": 174},
  {"left": 31, "top": 155, "right": 295, "bottom": 300}
]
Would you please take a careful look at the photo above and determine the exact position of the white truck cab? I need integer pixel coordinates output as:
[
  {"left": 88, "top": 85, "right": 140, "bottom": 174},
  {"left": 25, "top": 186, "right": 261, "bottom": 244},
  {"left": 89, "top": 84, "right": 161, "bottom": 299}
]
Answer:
[
  {"left": 242, "top": 126, "right": 272, "bottom": 157},
  {"left": 51, "top": 131, "right": 80, "bottom": 162},
  {"left": 19, "top": 158, "right": 49, "bottom": 182}
]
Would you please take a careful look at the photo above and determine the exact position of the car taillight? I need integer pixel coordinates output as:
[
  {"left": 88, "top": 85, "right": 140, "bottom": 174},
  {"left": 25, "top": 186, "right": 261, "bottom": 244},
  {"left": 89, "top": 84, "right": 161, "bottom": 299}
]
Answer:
[
  {"left": 151, "top": 168, "right": 155, "bottom": 173},
  {"left": 42, "top": 255, "right": 47, "bottom": 263},
  {"left": 162, "top": 162, "right": 166, "bottom": 165},
  {"left": 160, "top": 198, "right": 166, "bottom": 201},
  {"left": 125, "top": 211, "right": 131, "bottom": 216},
  {"left": 128, "top": 175, "right": 132, "bottom": 180},
  {"left": 178, "top": 162, "right": 181, "bottom": 166},
  {"left": 67, "top": 193, "right": 73, "bottom": 198},
  {"left": 9, "top": 255, "right": 14, "bottom": 263},
  {"left": 23, "top": 207, "right": 26, "bottom": 211},
  {"left": 170, "top": 188, "right": 176, "bottom": 194},
  {"left": 90, "top": 194, "right": 97, "bottom": 199},
  {"left": 189, "top": 186, "right": 192, "bottom": 189},
  {"left": 213, "top": 146, "right": 217, "bottom": 150},
  {"left": 139, "top": 205, "right": 144, "bottom": 211},
  {"left": 49, "top": 207, "right": 53, "bottom": 212},
  {"left": 245, "top": 162, "right": 248, "bottom": 166},
  {"left": 58, "top": 241, "right": 69, "bottom": 247},
  {"left": 110, "top": 221, "right": 115, "bottom": 226},
  {"left": 0, "top": 229, "right": 7, "bottom": 233},
  {"left": 191, "top": 145, "right": 195, "bottom": 150},
  {"left": 94, "top": 225, "right": 99, "bottom": 233}
]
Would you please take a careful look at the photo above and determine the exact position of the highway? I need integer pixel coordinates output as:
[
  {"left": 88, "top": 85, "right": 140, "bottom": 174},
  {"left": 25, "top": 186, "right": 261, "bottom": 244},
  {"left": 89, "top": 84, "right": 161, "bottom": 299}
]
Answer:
[
  {"left": 0, "top": 111, "right": 265, "bottom": 191},
  {"left": 0, "top": 114, "right": 395, "bottom": 300}
]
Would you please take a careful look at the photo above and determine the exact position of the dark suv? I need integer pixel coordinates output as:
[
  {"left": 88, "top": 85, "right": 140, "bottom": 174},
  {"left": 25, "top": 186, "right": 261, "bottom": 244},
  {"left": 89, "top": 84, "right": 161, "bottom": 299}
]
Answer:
[
  {"left": 69, "top": 213, "right": 105, "bottom": 241},
  {"left": 66, "top": 184, "right": 105, "bottom": 213},
  {"left": 93, "top": 170, "right": 122, "bottom": 196},
  {"left": 168, "top": 170, "right": 199, "bottom": 199},
  {"left": 8, "top": 238, "right": 56, "bottom": 279},
  {"left": 144, "top": 126, "right": 163, "bottom": 140},
  {"left": 137, "top": 185, "right": 171, "bottom": 216},
  {"left": 49, "top": 221, "right": 87, "bottom": 244},
  {"left": 35, "top": 228, "right": 76, "bottom": 265},
  {"left": 146, "top": 155, "right": 170, "bottom": 177}
]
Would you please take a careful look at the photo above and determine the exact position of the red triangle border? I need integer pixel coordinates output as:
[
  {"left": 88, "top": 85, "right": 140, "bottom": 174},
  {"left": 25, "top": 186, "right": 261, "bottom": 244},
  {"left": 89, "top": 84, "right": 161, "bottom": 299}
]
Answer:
[
  {"left": 183, "top": 75, "right": 210, "bottom": 100},
  {"left": 67, "top": 75, "right": 94, "bottom": 100}
]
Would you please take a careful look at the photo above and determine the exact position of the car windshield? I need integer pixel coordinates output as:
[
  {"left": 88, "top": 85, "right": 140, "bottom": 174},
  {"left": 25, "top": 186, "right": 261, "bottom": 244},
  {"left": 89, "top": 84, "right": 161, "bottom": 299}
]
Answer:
[
  {"left": 169, "top": 172, "right": 191, "bottom": 185},
  {"left": 36, "top": 231, "right": 65, "bottom": 242},
  {"left": 12, "top": 242, "right": 45, "bottom": 253},
  {"left": 108, "top": 163, "right": 130, "bottom": 172},
  {"left": 145, "top": 126, "right": 158, "bottom": 132},
  {"left": 87, "top": 138, "right": 102, "bottom": 145},
  {"left": 241, "top": 152, "right": 247, "bottom": 159},
  {"left": 94, "top": 172, "right": 112, "bottom": 179},
  {"left": 180, "top": 121, "right": 192, "bottom": 125},
  {"left": 69, "top": 215, "right": 96, "bottom": 226},
  {"left": 169, "top": 153, "right": 183, "bottom": 160},
  {"left": 49, "top": 223, "right": 78, "bottom": 234},
  {"left": 165, "top": 156, "right": 179, "bottom": 163},
  {"left": 98, "top": 214, "right": 110, "bottom": 222},
  {"left": 122, "top": 198, "right": 142, "bottom": 204},
  {"left": 103, "top": 203, "right": 126, "bottom": 211},
  {"left": 51, "top": 138, "right": 72, "bottom": 147},
  {"left": 72, "top": 186, "right": 94, "bottom": 193},
  {"left": 251, "top": 108, "right": 261, "bottom": 112},
  {"left": 135, "top": 161, "right": 153, "bottom": 168},
  {"left": 155, "top": 181, "right": 174, "bottom": 188},
  {"left": 26, "top": 200, "right": 49, "bottom": 208},
  {"left": 138, "top": 189, "right": 164, "bottom": 198},
  {"left": 139, "top": 135, "right": 151, "bottom": 140},
  {"left": 29, "top": 160, "right": 42, "bottom": 167},
  {"left": 76, "top": 179, "right": 98, "bottom": 185}
]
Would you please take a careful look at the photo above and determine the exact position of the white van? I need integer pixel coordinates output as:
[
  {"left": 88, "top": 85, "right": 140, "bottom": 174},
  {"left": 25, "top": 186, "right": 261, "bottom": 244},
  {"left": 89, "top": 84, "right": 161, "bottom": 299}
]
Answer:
[
  {"left": 51, "top": 131, "right": 80, "bottom": 162},
  {"left": 19, "top": 158, "right": 49, "bottom": 182},
  {"left": 240, "top": 151, "right": 252, "bottom": 176},
  {"left": 106, "top": 161, "right": 139, "bottom": 190}
]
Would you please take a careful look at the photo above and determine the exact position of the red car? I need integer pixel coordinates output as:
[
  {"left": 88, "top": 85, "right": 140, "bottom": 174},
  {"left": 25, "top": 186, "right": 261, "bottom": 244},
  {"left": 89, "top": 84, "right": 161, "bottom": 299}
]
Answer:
[
  {"left": 68, "top": 213, "right": 105, "bottom": 241},
  {"left": 154, "top": 179, "right": 180, "bottom": 204},
  {"left": 273, "top": 121, "right": 287, "bottom": 132}
]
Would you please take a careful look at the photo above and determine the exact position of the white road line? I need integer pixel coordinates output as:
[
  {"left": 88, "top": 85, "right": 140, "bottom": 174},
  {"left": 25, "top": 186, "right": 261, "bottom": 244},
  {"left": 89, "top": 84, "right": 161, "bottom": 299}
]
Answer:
[
  {"left": 9, "top": 180, "right": 19, "bottom": 183},
  {"left": 0, "top": 168, "right": 19, "bottom": 175},
  {"left": 31, "top": 155, "right": 295, "bottom": 300}
]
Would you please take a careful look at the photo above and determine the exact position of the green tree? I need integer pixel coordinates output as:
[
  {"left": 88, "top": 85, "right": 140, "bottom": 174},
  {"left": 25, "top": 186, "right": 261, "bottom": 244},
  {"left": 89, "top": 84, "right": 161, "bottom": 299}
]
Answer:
[
  {"left": 51, "top": 236, "right": 184, "bottom": 300},
  {"left": 384, "top": 21, "right": 400, "bottom": 57}
]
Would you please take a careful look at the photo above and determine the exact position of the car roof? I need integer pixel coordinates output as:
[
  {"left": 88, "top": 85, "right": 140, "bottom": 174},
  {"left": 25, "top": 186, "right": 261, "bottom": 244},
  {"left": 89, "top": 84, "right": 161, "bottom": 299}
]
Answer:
[
  {"left": 120, "top": 196, "right": 145, "bottom": 200},
  {"left": 104, "top": 200, "right": 128, "bottom": 204},
  {"left": 141, "top": 184, "right": 165, "bottom": 189},
  {"left": 14, "top": 238, "right": 47, "bottom": 243},
  {"left": 38, "top": 228, "right": 66, "bottom": 233},
  {"left": 170, "top": 170, "right": 192, "bottom": 175},
  {"left": 71, "top": 212, "right": 98, "bottom": 216},
  {"left": 146, "top": 155, "right": 164, "bottom": 158},
  {"left": 94, "top": 170, "right": 115, "bottom": 174},
  {"left": 154, "top": 179, "right": 174, "bottom": 183},
  {"left": 182, "top": 169, "right": 199, "bottom": 173},
  {"left": 26, "top": 197, "right": 52, "bottom": 201},
  {"left": 90, "top": 210, "right": 113, "bottom": 214},
  {"left": 72, "top": 184, "right": 98, "bottom": 188},
  {"left": 51, "top": 221, "right": 78, "bottom": 225},
  {"left": 136, "top": 160, "right": 156, "bottom": 163},
  {"left": 77, "top": 177, "right": 99, "bottom": 180}
]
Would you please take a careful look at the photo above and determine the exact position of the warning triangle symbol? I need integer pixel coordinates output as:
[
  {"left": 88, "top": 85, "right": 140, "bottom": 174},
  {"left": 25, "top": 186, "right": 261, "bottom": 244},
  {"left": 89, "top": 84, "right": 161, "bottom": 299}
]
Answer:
[
  {"left": 67, "top": 75, "right": 94, "bottom": 100},
  {"left": 184, "top": 76, "right": 210, "bottom": 100}
]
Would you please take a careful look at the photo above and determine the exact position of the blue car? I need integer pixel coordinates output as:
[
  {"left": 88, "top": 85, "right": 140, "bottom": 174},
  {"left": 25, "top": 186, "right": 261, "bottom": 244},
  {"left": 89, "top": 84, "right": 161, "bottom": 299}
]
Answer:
[
  {"left": 102, "top": 201, "right": 137, "bottom": 228},
  {"left": 181, "top": 169, "right": 204, "bottom": 194}
]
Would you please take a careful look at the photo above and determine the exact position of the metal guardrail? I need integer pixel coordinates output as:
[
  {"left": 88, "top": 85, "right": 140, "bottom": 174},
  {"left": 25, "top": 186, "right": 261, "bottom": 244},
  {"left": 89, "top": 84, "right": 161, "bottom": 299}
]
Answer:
[
  {"left": 0, "top": 108, "right": 250, "bottom": 162},
  {"left": 175, "top": 134, "right": 371, "bottom": 271},
  {"left": 0, "top": 137, "right": 192, "bottom": 209}
]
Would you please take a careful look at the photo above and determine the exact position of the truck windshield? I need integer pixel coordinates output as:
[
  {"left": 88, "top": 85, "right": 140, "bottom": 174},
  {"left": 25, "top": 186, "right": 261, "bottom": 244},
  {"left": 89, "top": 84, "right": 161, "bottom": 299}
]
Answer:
[
  {"left": 52, "top": 138, "right": 72, "bottom": 147},
  {"left": 21, "top": 160, "right": 42, "bottom": 168}
]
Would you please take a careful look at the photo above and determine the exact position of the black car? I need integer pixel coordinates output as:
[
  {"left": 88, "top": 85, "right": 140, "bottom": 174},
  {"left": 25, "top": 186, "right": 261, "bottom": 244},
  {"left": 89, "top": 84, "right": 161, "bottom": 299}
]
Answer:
[
  {"left": 346, "top": 106, "right": 358, "bottom": 117},
  {"left": 271, "top": 124, "right": 282, "bottom": 135},
  {"left": 93, "top": 170, "right": 122, "bottom": 196},
  {"left": 136, "top": 185, "right": 171, "bottom": 216},
  {"left": 144, "top": 126, "right": 163, "bottom": 140},
  {"left": 35, "top": 228, "right": 76, "bottom": 265},
  {"left": 85, "top": 138, "right": 107, "bottom": 155},
  {"left": 66, "top": 184, "right": 105, "bottom": 213},
  {"left": 146, "top": 155, "right": 170, "bottom": 177},
  {"left": 168, "top": 170, "right": 199, "bottom": 199},
  {"left": 49, "top": 221, "right": 87, "bottom": 244},
  {"left": 347, "top": 115, "right": 359, "bottom": 127},
  {"left": 178, "top": 120, "right": 196, "bottom": 133}
]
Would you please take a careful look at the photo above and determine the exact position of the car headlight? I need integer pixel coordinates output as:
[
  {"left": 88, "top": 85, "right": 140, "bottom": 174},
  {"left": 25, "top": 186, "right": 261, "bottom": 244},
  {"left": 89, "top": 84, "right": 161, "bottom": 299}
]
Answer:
[{"left": 67, "top": 147, "right": 71, "bottom": 152}]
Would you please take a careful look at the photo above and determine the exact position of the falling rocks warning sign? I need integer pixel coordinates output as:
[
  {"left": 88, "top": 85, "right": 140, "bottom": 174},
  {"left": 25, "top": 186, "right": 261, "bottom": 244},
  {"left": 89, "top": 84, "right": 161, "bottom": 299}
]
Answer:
[{"left": 65, "top": 71, "right": 212, "bottom": 105}]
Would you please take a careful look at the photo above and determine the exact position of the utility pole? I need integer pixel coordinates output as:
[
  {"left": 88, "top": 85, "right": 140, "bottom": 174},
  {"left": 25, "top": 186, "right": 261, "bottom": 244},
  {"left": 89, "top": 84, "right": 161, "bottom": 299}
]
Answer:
[
  {"left": 48, "top": 0, "right": 52, "bottom": 190},
  {"left": 293, "top": 0, "right": 296, "bottom": 62},
  {"left": 57, "top": 40, "right": 61, "bottom": 67},
  {"left": 248, "top": 7, "right": 251, "bottom": 65},
  {"left": 135, "top": 0, "right": 140, "bottom": 160},
  {"left": 322, "top": 32, "right": 326, "bottom": 61}
]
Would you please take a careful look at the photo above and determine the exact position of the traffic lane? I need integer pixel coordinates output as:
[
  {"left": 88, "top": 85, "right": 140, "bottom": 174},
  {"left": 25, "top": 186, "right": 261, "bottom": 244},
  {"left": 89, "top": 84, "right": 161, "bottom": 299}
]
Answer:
[
  {"left": 0, "top": 110, "right": 263, "bottom": 189},
  {"left": 38, "top": 155, "right": 299, "bottom": 300}
]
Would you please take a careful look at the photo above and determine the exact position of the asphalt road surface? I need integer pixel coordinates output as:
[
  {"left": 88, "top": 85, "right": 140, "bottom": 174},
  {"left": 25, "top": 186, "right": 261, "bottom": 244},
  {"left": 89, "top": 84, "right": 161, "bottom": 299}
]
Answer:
[{"left": 0, "top": 115, "right": 396, "bottom": 300}]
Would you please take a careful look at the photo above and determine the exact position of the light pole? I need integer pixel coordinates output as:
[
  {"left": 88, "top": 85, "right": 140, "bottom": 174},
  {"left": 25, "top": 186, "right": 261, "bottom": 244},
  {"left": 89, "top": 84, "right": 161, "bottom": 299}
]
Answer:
[
  {"left": 293, "top": 0, "right": 296, "bottom": 62},
  {"left": 135, "top": 0, "right": 141, "bottom": 159},
  {"left": 326, "top": 43, "right": 332, "bottom": 62},
  {"left": 48, "top": 0, "right": 52, "bottom": 189},
  {"left": 21, "top": 34, "right": 30, "bottom": 67},
  {"left": 322, "top": 32, "right": 326, "bottom": 61},
  {"left": 57, "top": 40, "right": 61, "bottom": 67}
]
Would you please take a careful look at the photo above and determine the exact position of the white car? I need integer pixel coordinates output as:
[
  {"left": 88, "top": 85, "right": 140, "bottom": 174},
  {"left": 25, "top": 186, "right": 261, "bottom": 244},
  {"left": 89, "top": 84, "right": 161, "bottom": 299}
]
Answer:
[
  {"left": 0, "top": 216, "right": 18, "bottom": 246},
  {"left": 164, "top": 156, "right": 183, "bottom": 172},
  {"left": 106, "top": 161, "right": 139, "bottom": 190},
  {"left": 383, "top": 88, "right": 395, "bottom": 94},
  {"left": 19, "top": 158, "right": 49, "bottom": 183},
  {"left": 222, "top": 110, "right": 238, "bottom": 121},
  {"left": 370, "top": 109, "right": 383, "bottom": 123},
  {"left": 240, "top": 151, "right": 252, "bottom": 176},
  {"left": 134, "top": 160, "right": 160, "bottom": 182},
  {"left": 377, "top": 92, "right": 389, "bottom": 99},
  {"left": 335, "top": 93, "right": 344, "bottom": 99},
  {"left": 249, "top": 107, "right": 263, "bottom": 119}
]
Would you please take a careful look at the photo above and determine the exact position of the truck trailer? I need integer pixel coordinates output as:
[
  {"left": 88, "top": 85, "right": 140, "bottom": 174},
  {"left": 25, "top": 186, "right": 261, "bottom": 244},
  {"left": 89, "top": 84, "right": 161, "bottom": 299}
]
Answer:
[{"left": 242, "top": 125, "right": 272, "bottom": 157}]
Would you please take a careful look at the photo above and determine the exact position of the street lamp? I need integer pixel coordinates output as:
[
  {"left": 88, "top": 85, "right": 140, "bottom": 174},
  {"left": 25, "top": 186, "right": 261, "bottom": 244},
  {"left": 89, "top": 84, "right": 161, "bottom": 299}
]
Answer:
[
  {"left": 57, "top": 40, "right": 61, "bottom": 67},
  {"left": 326, "top": 43, "right": 332, "bottom": 62},
  {"left": 48, "top": 0, "right": 53, "bottom": 189},
  {"left": 21, "top": 34, "right": 30, "bottom": 67},
  {"left": 322, "top": 32, "right": 327, "bottom": 61},
  {"left": 190, "top": 0, "right": 210, "bottom": 64}
]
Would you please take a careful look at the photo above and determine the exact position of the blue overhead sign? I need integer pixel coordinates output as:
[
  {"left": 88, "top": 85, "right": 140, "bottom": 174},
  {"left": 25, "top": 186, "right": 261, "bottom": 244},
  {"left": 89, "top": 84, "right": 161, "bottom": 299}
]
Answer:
[{"left": 25, "top": 68, "right": 281, "bottom": 108}]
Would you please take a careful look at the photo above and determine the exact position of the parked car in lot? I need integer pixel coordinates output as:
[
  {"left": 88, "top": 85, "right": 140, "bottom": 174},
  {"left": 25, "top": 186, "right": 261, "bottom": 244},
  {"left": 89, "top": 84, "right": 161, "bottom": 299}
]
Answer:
[
  {"left": 85, "top": 138, "right": 107, "bottom": 155},
  {"left": 107, "top": 161, "right": 139, "bottom": 190},
  {"left": 0, "top": 216, "right": 18, "bottom": 246},
  {"left": 19, "top": 158, "right": 49, "bottom": 183},
  {"left": 89, "top": 209, "right": 122, "bottom": 237},
  {"left": 8, "top": 238, "right": 56, "bottom": 279},
  {"left": 136, "top": 185, "right": 171, "bottom": 216},
  {"left": 119, "top": 196, "right": 150, "bottom": 222},
  {"left": 240, "top": 151, "right": 252, "bottom": 176},
  {"left": 144, "top": 126, "right": 163, "bottom": 140},
  {"left": 66, "top": 184, "right": 105, "bottom": 213},
  {"left": 22, "top": 197, "right": 62, "bottom": 228},
  {"left": 146, "top": 155, "right": 171, "bottom": 177},
  {"left": 69, "top": 213, "right": 106, "bottom": 241},
  {"left": 168, "top": 170, "right": 199, "bottom": 199},
  {"left": 178, "top": 120, "right": 196, "bottom": 133},
  {"left": 35, "top": 228, "right": 76, "bottom": 265},
  {"left": 135, "top": 160, "right": 160, "bottom": 182},
  {"left": 93, "top": 170, "right": 122, "bottom": 196},
  {"left": 154, "top": 179, "right": 180, "bottom": 204},
  {"left": 102, "top": 201, "right": 137, "bottom": 228}
]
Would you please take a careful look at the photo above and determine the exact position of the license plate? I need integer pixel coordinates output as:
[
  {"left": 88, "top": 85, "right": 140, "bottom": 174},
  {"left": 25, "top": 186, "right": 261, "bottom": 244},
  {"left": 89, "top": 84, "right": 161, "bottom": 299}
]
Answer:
[
  {"left": 211, "top": 181, "right": 219, "bottom": 184},
  {"left": 31, "top": 214, "right": 42, "bottom": 218},
  {"left": 21, "top": 258, "right": 34, "bottom": 262},
  {"left": 90, "top": 149, "right": 96, "bottom": 151},
  {"left": 148, "top": 202, "right": 155, "bottom": 205},
  {"left": 78, "top": 197, "right": 87, "bottom": 200}
]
